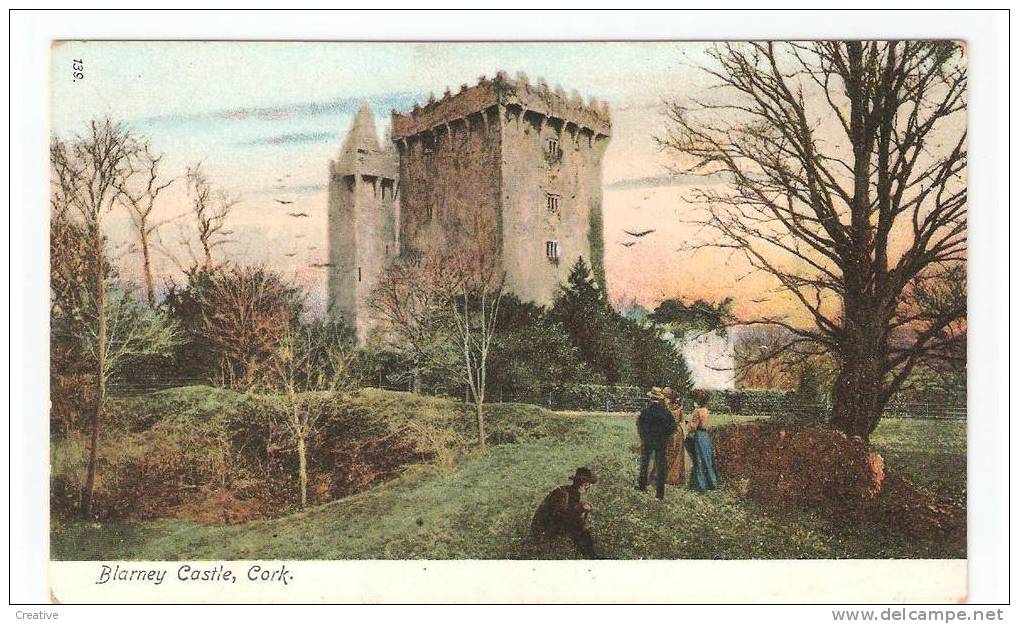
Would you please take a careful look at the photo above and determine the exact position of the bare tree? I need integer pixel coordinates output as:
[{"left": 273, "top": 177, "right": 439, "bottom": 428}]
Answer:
[
  {"left": 51, "top": 118, "right": 181, "bottom": 517},
  {"left": 368, "top": 255, "right": 460, "bottom": 393},
  {"left": 200, "top": 266, "right": 301, "bottom": 389},
  {"left": 115, "top": 143, "right": 175, "bottom": 308},
  {"left": 183, "top": 162, "right": 238, "bottom": 269},
  {"left": 661, "top": 41, "right": 966, "bottom": 438},
  {"left": 445, "top": 211, "right": 505, "bottom": 451},
  {"left": 260, "top": 324, "right": 359, "bottom": 508}
]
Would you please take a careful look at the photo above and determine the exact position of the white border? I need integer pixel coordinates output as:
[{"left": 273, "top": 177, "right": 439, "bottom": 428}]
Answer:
[{"left": 7, "top": 8, "right": 1011, "bottom": 607}]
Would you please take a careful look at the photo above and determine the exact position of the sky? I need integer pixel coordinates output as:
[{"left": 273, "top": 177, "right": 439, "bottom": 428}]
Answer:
[{"left": 50, "top": 41, "right": 833, "bottom": 322}]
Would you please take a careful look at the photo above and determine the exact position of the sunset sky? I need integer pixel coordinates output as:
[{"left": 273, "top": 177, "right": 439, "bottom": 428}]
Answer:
[{"left": 51, "top": 41, "right": 842, "bottom": 323}]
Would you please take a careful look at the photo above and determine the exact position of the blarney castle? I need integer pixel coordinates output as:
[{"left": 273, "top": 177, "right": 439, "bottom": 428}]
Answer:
[{"left": 327, "top": 71, "right": 612, "bottom": 343}]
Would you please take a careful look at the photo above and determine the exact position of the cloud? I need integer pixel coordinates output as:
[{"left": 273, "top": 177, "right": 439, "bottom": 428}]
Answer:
[
  {"left": 250, "top": 183, "right": 326, "bottom": 196},
  {"left": 237, "top": 132, "right": 336, "bottom": 146},
  {"left": 604, "top": 173, "right": 727, "bottom": 190},
  {"left": 138, "top": 92, "right": 422, "bottom": 126}
]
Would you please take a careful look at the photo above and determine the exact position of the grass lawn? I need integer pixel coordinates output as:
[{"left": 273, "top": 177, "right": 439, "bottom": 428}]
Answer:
[{"left": 51, "top": 407, "right": 965, "bottom": 561}]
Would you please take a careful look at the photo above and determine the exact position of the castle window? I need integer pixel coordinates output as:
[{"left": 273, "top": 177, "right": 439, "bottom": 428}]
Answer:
[
  {"left": 545, "top": 137, "right": 562, "bottom": 164},
  {"left": 545, "top": 240, "right": 560, "bottom": 262},
  {"left": 358, "top": 267, "right": 362, "bottom": 282},
  {"left": 546, "top": 193, "right": 560, "bottom": 216}
]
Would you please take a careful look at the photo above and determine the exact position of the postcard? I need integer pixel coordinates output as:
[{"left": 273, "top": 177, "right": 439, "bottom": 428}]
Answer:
[{"left": 45, "top": 39, "right": 968, "bottom": 603}]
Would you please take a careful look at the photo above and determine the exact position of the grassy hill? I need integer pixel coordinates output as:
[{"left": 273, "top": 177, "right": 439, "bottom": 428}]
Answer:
[{"left": 52, "top": 389, "right": 965, "bottom": 560}]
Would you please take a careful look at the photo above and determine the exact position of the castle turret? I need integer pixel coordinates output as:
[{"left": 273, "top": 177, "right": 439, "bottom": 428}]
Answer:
[{"left": 327, "top": 103, "right": 399, "bottom": 342}]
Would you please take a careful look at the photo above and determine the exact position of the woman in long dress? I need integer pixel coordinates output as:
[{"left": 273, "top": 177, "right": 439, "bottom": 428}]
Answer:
[{"left": 686, "top": 389, "right": 719, "bottom": 492}]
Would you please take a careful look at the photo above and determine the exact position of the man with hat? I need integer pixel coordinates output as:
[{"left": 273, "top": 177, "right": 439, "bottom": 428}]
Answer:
[
  {"left": 530, "top": 467, "right": 599, "bottom": 559},
  {"left": 637, "top": 386, "right": 679, "bottom": 499}
]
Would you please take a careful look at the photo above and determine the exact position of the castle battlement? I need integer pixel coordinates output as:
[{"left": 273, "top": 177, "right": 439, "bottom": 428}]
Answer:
[{"left": 391, "top": 71, "right": 611, "bottom": 140}]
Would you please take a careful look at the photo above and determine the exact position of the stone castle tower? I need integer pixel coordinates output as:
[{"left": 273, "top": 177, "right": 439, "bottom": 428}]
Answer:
[
  {"left": 329, "top": 72, "right": 611, "bottom": 342},
  {"left": 327, "top": 104, "right": 399, "bottom": 341}
]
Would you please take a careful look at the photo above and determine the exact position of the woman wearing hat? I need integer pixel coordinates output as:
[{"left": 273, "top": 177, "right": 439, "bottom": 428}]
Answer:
[
  {"left": 530, "top": 467, "right": 599, "bottom": 559},
  {"left": 686, "top": 389, "right": 719, "bottom": 492}
]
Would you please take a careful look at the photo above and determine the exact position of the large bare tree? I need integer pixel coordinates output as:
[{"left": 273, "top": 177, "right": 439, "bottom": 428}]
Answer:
[{"left": 661, "top": 41, "right": 966, "bottom": 438}]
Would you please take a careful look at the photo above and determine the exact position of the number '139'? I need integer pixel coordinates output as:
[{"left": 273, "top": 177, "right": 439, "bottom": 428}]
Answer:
[{"left": 72, "top": 59, "right": 83, "bottom": 82}]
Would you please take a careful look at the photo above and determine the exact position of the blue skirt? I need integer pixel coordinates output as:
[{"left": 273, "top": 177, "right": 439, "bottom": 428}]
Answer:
[{"left": 685, "top": 430, "right": 719, "bottom": 492}]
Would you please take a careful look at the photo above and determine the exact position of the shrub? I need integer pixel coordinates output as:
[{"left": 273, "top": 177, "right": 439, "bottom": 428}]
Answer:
[{"left": 712, "top": 421, "right": 965, "bottom": 548}]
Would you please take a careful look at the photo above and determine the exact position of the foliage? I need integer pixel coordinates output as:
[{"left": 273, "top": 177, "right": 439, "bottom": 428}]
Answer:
[
  {"left": 487, "top": 295, "right": 600, "bottom": 397},
  {"left": 550, "top": 258, "right": 693, "bottom": 391},
  {"left": 74, "top": 287, "right": 181, "bottom": 384},
  {"left": 649, "top": 297, "right": 733, "bottom": 335},
  {"left": 257, "top": 322, "right": 361, "bottom": 507},
  {"left": 790, "top": 366, "right": 828, "bottom": 424},
  {"left": 367, "top": 256, "right": 461, "bottom": 391}
]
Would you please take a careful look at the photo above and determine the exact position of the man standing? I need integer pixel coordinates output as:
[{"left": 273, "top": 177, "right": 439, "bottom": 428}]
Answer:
[
  {"left": 637, "top": 387, "right": 679, "bottom": 500},
  {"left": 531, "top": 467, "right": 599, "bottom": 559}
]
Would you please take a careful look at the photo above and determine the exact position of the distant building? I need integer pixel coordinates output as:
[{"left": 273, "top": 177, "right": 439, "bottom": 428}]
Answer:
[
  {"left": 667, "top": 330, "right": 736, "bottom": 391},
  {"left": 328, "top": 71, "right": 612, "bottom": 342},
  {"left": 621, "top": 304, "right": 737, "bottom": 391}
]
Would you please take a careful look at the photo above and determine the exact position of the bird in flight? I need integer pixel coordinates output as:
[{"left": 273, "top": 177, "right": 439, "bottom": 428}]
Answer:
[
  {"left": 623, "top": 228, "right": 656, "bottom": 238},
  {"left": 284, "top": 252, "right": 297, "bottom": 257},
  {"left": 275, "top": 199, "right": 294, "bottom": 205},
  {"left": 620, "top": 241, "right": 637, "bottom": 247},
  {"left": 288, "top": 212, "right": 309, "bottom": 218},
  {"left": 310, "top": 262, "right": 334, "bottom": 268}
]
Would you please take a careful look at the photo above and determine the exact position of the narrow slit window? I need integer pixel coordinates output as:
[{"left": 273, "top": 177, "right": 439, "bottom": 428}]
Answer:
[
  {"left": 546, "top": 193, "right": 560, "bottom": 216},
  {"left": 358, "top": 267, "right": 362, "bottom": 282},
  {"left": 545, "top": 240, "right": 560, "bottom": 261},
  {"left": 546, "top": 137, "right": 559, "bottom": 156}
]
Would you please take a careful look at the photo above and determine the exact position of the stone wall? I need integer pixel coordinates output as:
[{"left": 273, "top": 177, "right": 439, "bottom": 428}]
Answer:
[
  {"left": 500, "top": 107, "right": 608, "bottom": 304},
  {"left": 396, "top": 107, "right": 503, "bottom": 262}
]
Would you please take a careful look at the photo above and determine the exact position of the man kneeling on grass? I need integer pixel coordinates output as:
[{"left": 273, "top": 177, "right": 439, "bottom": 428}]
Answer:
[{"left": 530, "top": 467, "right": 599, "bottom": 559}]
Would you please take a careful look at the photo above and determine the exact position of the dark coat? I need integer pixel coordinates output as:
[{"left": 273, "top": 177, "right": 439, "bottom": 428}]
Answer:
[
  {"left": 637, "top": 400, "right": 678, "bottom": 448},
  {"left": 530, "top": 485, "right": 590, "bottom": 540}
]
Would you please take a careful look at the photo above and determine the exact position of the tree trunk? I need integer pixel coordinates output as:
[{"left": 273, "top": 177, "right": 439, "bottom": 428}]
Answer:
[
  {"left": 81, "top": 239, "right": 106, "bottom": 519},
  {"left": 140, "top": 226, "right": 156, "bottom": 308},
  {"left": 202, "top": 238, "right": 212, "bottom": 270},
  {"left": 830, "top": 327, "right": 885, "bottom": 440},
  {"left": 475, "top": 399, "right": 486, "bottom": 451},
  {"left": 297, "top": 434, "right": 308, "bottom": 509}
]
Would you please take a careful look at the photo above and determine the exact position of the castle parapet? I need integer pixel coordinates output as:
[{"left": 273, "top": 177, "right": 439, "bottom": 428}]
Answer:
[{"left": 391, "top": 71, "right": 612, "bottom": 140}]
